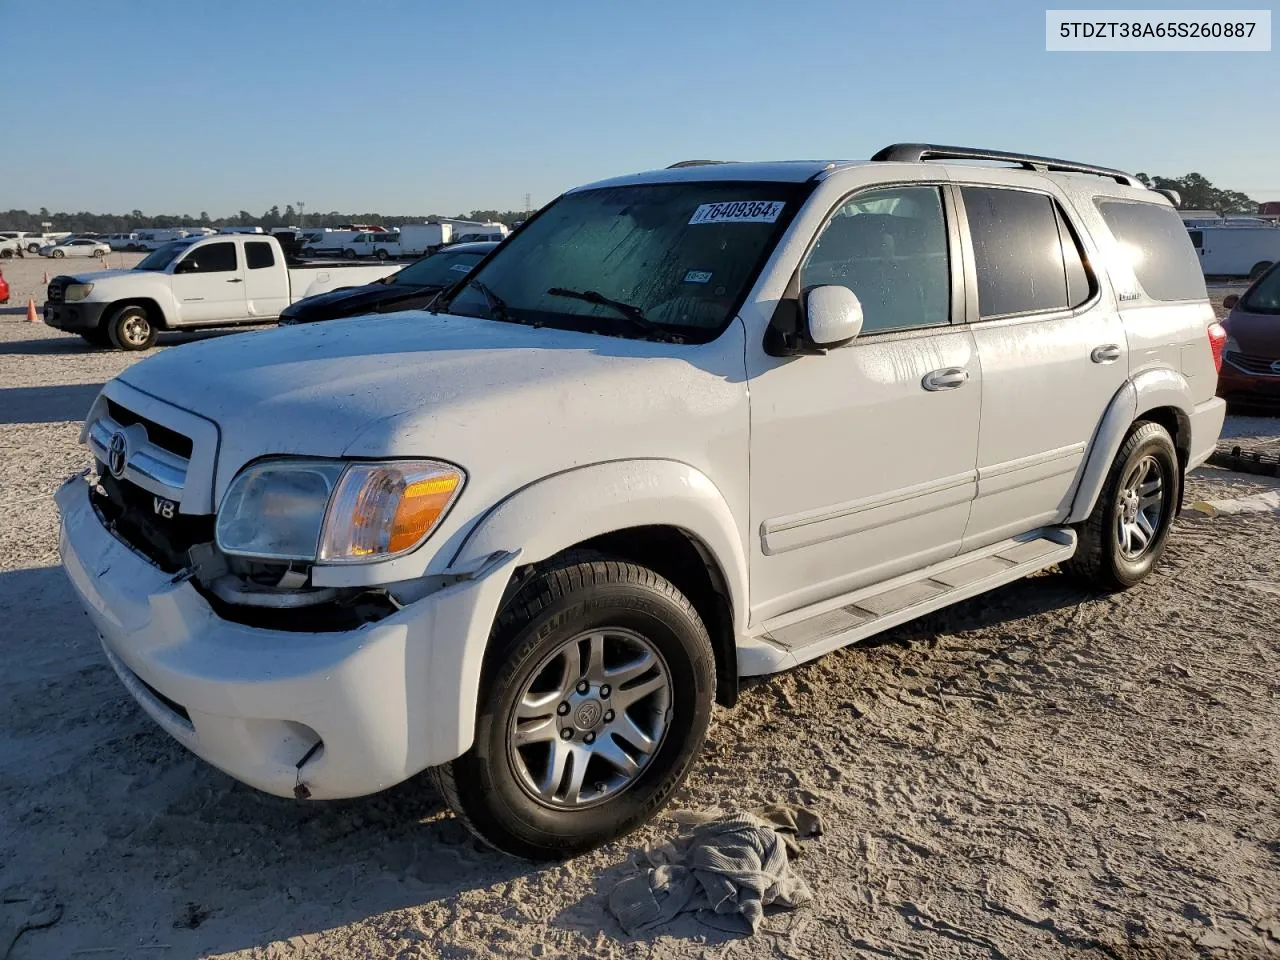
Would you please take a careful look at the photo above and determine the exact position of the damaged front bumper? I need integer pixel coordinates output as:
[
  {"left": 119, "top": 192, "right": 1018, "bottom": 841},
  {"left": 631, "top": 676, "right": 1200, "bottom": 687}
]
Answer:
[{"left": 56, "top": 475, "right": 516, "bottom": 800}]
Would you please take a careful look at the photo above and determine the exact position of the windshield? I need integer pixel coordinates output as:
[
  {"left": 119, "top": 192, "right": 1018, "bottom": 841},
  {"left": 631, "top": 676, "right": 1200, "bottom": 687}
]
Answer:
[
  {"left": 135, "top": 240, "right": 195, "bottom": 271},
  {"left": 1241, "top": 264, "right": 1280, "bottom": 315},
  {"left": 442, "top": 181, "right": 807, "bottom": 342},
  {"left": 391, "top": 249, "right": 487, "bottom": 287}
]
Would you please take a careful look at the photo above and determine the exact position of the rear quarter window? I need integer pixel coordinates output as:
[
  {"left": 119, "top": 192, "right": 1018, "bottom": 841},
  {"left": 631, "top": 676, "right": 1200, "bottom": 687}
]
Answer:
[{"left": 1096, "top": 200, "right": 1205, "bottom": 302}]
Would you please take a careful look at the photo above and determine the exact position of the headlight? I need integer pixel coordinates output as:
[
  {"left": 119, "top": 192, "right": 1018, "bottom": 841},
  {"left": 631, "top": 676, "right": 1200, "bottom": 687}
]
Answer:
[
  {"left": 64, "top": 282, "right": 94, "bottom": 302},
  {"left": 215, "top": 458, "right": 464, "bottom": 563}
]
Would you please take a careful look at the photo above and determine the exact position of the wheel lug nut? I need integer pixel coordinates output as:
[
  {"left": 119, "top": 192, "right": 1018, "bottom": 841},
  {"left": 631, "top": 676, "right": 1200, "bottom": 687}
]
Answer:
[
  {"left": 576, "top": 681, "right": 589, "bottom": 694},
  {"left": 560, "top": 728, "right": 573, "bottom": 740},
  {"left": 556, "top": 702, "right": 569, "bottom": 715},
  {"left": 600, "top": 685, "right": 611, "bottom": 698},
  {"left": 603, "top": 710, "right": 614, "bottom": 723},
  {"left": 583, "top": 732, "right": 595, "bottom": 744}
]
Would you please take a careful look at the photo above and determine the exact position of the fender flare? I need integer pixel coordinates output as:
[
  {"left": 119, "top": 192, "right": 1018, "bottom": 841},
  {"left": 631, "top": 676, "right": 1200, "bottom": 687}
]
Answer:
[
  {"left": 451, "top": 459, "right": 749, "bottom": 637},
  {"left": 1067, "top": 368, "right": 1194, "bottom": 523}
]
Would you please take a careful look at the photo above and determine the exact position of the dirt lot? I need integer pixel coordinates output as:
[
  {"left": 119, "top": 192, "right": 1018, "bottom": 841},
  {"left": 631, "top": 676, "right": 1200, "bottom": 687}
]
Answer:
[{"left": 1, "top": 259, "right": 1277, "bottom": 959}]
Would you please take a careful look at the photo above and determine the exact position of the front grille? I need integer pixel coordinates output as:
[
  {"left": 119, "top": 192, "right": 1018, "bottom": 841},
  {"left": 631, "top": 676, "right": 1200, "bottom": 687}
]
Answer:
[
  {"left": 47, "top": 276, "right": 68, "bottom": 303},
  {"left": 92, "top": 466, "right": 214, "bottom": 573},
  {"left": 104, "top": 399, "right": 194, "bottom": 458},
  {"left": 1224, "top": 352, "right": 1280, "bottom": 377}
]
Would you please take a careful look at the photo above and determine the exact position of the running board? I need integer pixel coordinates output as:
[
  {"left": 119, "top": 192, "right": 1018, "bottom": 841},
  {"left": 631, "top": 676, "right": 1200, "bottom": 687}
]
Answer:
[{"left": 737, "top": 527, "right": 1077, "bottom": 677}]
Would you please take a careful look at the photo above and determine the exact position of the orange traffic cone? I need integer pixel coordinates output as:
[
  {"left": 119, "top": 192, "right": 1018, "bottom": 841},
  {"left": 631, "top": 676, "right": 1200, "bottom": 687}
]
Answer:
[{"left": 26, "top": 298, "right": 39, "bottom": 323}]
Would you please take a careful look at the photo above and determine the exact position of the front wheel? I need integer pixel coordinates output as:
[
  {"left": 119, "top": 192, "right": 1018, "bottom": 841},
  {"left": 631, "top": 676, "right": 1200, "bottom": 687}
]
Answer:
[
  {"left": 431, "top": 555, "right": 716, "bottom": 860},
  {"left": 107, "top": 305, "right": 157, "bottom": 351},
  {"left": 94, "top": 249, "right": 106, "bottom": 258},
  {"left": 1065, "top": 421, "right": 1180, "bottom": 591},
  {"left": 343, "top": 248, "right": 356, "bottom": 260},
  {"left": 52, "top": 249, "right": 64, "bottom": 258}
]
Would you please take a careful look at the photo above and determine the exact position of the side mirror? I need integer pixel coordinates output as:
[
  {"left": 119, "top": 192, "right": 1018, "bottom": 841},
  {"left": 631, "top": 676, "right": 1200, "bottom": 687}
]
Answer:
[
  {"left": 1222, "top": 294, "right": 1239, "bottom": 310},
  {"left": 804, "top": 285, "right": 864, "bottom": 348}
]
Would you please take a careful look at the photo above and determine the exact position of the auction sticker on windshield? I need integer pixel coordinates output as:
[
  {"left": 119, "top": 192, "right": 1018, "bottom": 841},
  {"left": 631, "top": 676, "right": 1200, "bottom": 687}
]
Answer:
[{"left": 689, "top": 201, "right": 785, "bottom": 225}]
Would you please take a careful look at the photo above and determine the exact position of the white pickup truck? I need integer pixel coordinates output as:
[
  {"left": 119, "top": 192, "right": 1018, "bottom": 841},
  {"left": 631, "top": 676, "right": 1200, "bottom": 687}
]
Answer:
[{"left": 43, "top": 233, "right": 399, "bottom": 349}]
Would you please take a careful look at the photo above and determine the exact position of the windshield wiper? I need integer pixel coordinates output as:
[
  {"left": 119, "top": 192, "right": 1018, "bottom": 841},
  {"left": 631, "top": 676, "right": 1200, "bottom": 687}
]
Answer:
[
  {"left": 546, "top": 287, "right": 681, "bottom": 341},
  {"left": 447, "top": 277, "right": 511, "bottom": 321}
]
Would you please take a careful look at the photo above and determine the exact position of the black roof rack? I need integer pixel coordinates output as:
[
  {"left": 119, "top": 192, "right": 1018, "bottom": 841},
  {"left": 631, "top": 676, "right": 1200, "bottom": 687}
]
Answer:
[
  {"left": 666, "top": 160, "right": 733, "bottom": 169},
  {"left": 870, "top": 143, "right": 1143, "bottom": 188}
]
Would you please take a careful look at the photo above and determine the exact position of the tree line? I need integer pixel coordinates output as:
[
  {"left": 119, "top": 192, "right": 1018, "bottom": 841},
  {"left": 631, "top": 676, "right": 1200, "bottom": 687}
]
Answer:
[
  {"left": 1, "top": 172, "right": 1265, "bottom": 234},
  {"left": 0, "top": 205, "right": 539, "bottom": 235}
]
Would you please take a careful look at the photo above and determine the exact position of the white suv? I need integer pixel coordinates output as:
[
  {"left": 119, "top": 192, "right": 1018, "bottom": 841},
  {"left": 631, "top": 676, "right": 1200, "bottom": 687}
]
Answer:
[{"left": 57, "top": 144, "right": 1226, "bottom": 859}]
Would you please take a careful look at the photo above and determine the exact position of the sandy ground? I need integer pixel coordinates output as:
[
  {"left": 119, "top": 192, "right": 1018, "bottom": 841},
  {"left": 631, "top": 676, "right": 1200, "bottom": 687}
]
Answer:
[{"left": 1, "top": 260, "right": 1277, "bottom": 959}]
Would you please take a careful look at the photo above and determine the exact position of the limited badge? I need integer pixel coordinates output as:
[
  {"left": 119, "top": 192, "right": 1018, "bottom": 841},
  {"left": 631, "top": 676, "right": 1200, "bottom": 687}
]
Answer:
[{"left": 683, "top": 270, "right": 713, "bottom": 284}]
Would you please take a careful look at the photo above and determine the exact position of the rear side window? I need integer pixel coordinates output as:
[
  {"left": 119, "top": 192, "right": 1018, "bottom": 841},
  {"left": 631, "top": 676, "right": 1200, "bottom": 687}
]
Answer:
[
  {"left": 180, "top": 241, "right": 237, "bottom": 273},
  {"left": 962, "top": 187, "right": 1093, "bottom": 318},
  {"left": 1096, "top": 200, "right": 1205, "bottom": 302},
  {"left": 245, "top": 241, "right": 274, "bottom": 269},
  {"left": 1187, "top": 229, "right": 1204, "bottom": 249}
]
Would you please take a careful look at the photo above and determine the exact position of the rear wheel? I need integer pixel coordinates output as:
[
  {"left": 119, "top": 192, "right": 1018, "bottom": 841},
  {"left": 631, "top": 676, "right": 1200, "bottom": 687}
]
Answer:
[
  {"left": 107, "top": 305, "right": 157, "bottom": 351},
  {"left": 343, "top": 248, "right": 356, "bottom": 260},
  {"left": 431, "top": 555, "right": 715, "bottom": 860},
  {"left": 52, "top": 249, "right": 65, "bottom": 259},
  {"left": 93, "top": 248, "right": 106, "bottom": 258},
  {"left": 1065, "top": 421, "right": 1180, "bottom": 591},
  {"left": 1249, "top": 261, "right": 1273, "bottom": 281},
  {"left": 376, "top": 248, "right": 389, "bottom": 261}
]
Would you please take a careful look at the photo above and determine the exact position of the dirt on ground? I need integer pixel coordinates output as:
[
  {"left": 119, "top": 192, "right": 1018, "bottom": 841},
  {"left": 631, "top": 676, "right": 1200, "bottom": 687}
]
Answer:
[{"left": 1, "top": 267, "right": 1277, "bottom": 959}]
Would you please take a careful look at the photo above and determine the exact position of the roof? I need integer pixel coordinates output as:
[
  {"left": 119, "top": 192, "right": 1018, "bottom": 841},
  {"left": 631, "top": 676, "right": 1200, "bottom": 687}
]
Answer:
[{"left": 575, "top": 160, "right": 865, "bottom": 191}]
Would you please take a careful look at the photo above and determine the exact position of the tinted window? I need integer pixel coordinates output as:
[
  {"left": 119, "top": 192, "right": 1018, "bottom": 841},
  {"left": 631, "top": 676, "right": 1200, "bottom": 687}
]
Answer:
[
  {"left": 1241, "top": 263, "right": 1280, "bottom": 315},
  {"left": 245, "top": 241, "right": 274, "bottom": 269},
  {"left": 1096, "top": 201, "right": 1205, "bottom": 302},
  {"left": 800, "top": 185, "right": 950, "bottom": 334},
  {"left": 392, "top": 249, "right": 487, "bottom": 287},
  {"left": 180, "top": 241, "right": 237, "bottom": 273},
  {"left": 963, "top": 187, "right": 1080, "bottom": 318},
  {"left": 1187, "top": 229, "right": 1204, "bottom": 249}
]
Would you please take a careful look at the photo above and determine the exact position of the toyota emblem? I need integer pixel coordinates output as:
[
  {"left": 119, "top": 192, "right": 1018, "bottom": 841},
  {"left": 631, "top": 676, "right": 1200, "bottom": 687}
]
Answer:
[
  {"left": 1271, "top": 360, "right": 1280, "bottom": 375},
  {"left": 107, "top": 431, "right": 128, "bottom": 479}
]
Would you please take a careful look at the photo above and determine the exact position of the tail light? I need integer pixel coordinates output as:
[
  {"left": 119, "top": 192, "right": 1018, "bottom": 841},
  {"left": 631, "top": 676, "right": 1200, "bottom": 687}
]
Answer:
[{"left": 1207, "top": 321, "right": 1228, "bottom": 373}]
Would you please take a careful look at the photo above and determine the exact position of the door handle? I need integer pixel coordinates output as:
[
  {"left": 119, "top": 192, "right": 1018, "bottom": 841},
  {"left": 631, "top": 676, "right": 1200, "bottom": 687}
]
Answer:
[
  {"left": 1091, "top": 344, "right": 1122, "bottom": 363},
  {"left": 922, "top": 367, "right": 969, "bottom": 391},
  {"left": 226, "top": 278, "right": 243, "bottom": 283}
]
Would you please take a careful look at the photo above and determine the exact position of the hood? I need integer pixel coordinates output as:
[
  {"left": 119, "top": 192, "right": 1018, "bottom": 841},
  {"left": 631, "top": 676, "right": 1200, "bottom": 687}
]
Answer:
[
  {"left": 1224, "top": 305, "right": 1280, "bottom": 357},
  {"left": 281, "top": 280, "right": 439, "bottom": 324},
  {"left": 61, "top": 268, "right": 137, "bottom": 284},
  {"left": 116, "top": 310, "right": 748, "bottom": 505}
]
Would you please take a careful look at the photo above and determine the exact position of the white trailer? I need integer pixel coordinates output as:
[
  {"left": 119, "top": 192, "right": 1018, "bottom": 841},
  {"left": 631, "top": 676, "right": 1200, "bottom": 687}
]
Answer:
[{"left": 1188, "top": 225, "right": 1280, "bottom": 279}]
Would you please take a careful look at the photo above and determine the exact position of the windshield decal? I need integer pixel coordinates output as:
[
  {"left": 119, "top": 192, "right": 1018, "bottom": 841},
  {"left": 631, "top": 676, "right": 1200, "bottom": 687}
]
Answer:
[
  {"left": 449, "top": 263, "right": 473, "bottom": 272},
  {"left": 682, "top": 270, "right": 713, "bottom": 284},
  {"left": 688, "top": 200, "right": 785, "bottom": 225}
]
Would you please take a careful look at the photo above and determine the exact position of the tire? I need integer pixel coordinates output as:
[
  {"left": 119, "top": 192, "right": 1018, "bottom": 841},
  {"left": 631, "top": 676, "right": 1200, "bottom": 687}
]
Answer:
[
  {"left": 106, "top": 304, "right": 157, "bottom": 351},
  {"left": 1249, "top": 261, "right": 1273, "bottom": 281},
  {"left": 26, "top": 243, "right": 40, "bottom": 253},
  {"left": 79, "top": 328, "right": 112, "bottom": 347},
  {"left": 343, "top": 248, "right": 356, "bottom": 260},
  {"left": 0, "top": 249, "right": 11, "bottom": 259},
  {"left": 432, "top": 554, "right": 716, "bottom": 860},
  {"left": 52, "top": 249, "right": 64, "bottom": 258},
  {"left": 94, "top": 249, "right": 106, "bottom": 258},
  {"left": 1065, "top": 420, "right": 1181, "bottom": 591},
  {"left": 376, "top": 249, "right": 389, "bottom": 261}
]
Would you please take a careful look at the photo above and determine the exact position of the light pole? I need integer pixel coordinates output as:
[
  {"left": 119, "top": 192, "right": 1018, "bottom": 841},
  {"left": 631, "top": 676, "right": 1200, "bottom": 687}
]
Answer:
[{"left": 297, "top": 201, "right": 306, "bottom": 228}]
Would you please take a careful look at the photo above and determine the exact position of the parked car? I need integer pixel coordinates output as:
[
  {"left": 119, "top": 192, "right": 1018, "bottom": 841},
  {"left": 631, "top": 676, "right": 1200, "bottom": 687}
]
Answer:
[
  {"left": 42, "top": 233, "right": 400, "bottom": 349},
  {"left": 41, "top": 238, "right": 110, "bottom": 259},
  {"left": 302, "top": 230, "right": 363, "bottom": 257},
  {"left": 0, "top": 238, "right": 24, "bottom": 259},
  {"left": 279, "top": 241, "right": 498, "bottom": 325},
  {"left": 0, "top": 266, "right": 9, "bottom": 305},
  {"left": 1188, "top": 224, "right": 1280, "bottom": 279},
  {"left": 56, "top": 144, "right": 1225, "bottom": 859},
  {"left": 105, "top": 233, "right": 142, "bottom": 251},
  {"left": 0, "top": 231, "right": 48, "bottom": 253},
  {"left": 1218, "top": 262, "right": 1280, "bottom": 409},
  {"left": 342, "top": 231, "right": 401, "bottom": 260}
]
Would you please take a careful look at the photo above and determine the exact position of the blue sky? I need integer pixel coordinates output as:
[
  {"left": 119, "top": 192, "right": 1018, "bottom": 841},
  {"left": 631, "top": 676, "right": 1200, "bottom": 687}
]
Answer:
[{"left": 2, "top": 0, "right": 1276, "bottom": 216}]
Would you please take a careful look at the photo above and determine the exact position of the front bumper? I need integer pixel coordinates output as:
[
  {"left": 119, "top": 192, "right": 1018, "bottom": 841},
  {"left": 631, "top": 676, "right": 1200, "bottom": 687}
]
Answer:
[
  {"left": 44, "top": 299, "right": 110, "bottom": 332},
  {"left": 56, "top": 476, "right": 514, "bottom": 800},
  {"left": 1217, "top": 364, "right": 1280, "bottom": 409}
]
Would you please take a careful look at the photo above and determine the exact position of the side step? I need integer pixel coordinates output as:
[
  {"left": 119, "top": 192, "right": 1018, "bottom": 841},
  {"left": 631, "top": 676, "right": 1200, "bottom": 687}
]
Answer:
[{"left": 738, "top": 527, "right": 1077, "bottom": 677}]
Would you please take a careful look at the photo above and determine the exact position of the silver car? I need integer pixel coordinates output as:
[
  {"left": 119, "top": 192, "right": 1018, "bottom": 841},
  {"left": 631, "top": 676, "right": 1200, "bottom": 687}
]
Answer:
[{"left": 42, "top": 238, "right": 111, "bottom": 259}]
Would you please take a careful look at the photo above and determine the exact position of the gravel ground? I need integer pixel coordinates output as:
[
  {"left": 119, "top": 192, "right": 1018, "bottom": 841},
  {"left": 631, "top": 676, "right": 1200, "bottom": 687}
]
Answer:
[{"left": 1, "top": 267, "right": 1277, "bottom": 959}]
